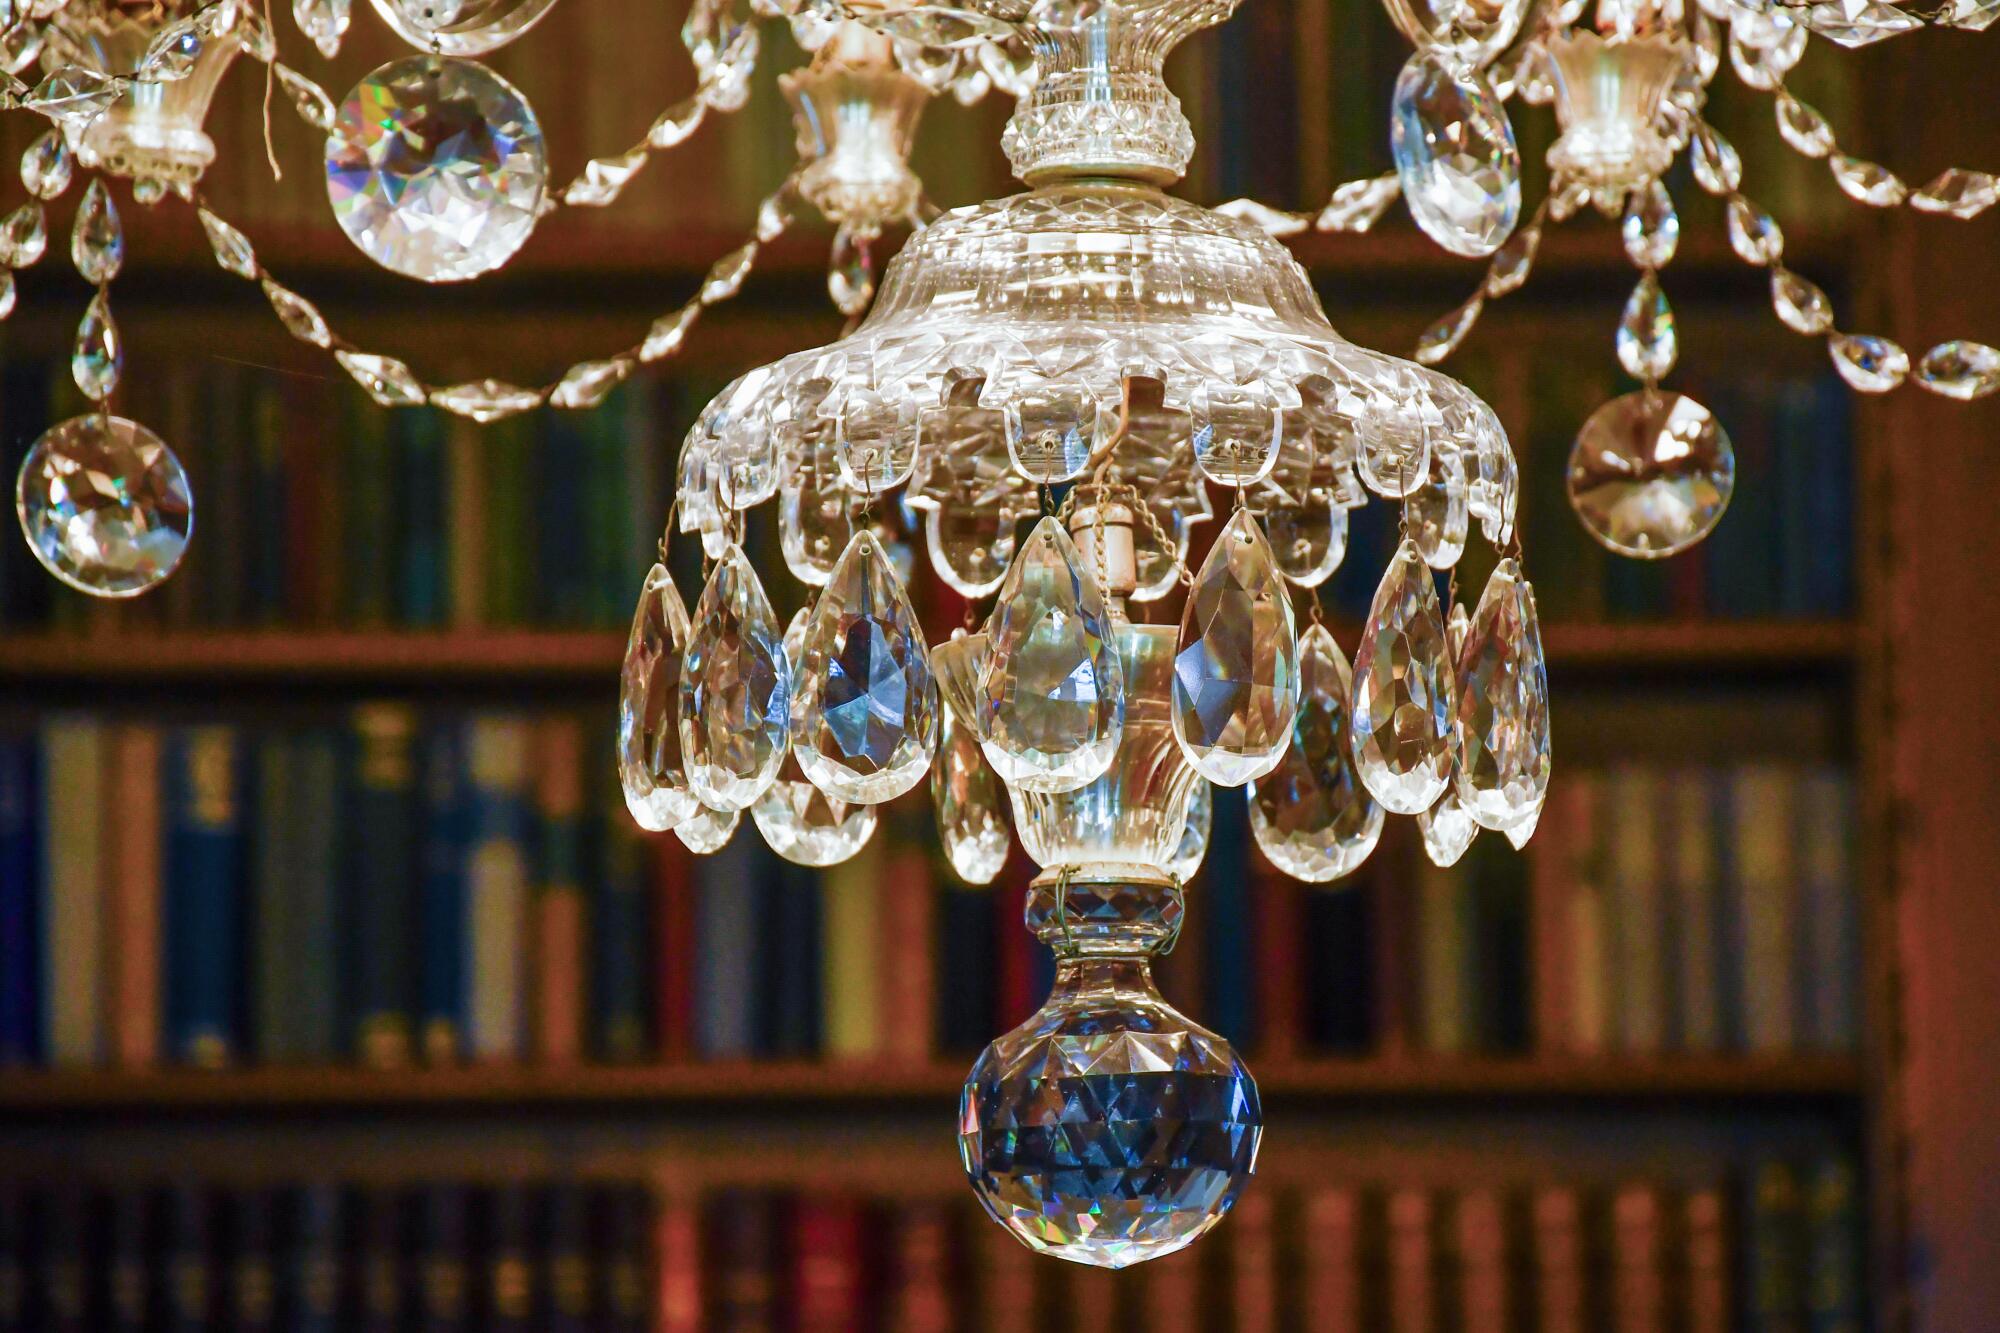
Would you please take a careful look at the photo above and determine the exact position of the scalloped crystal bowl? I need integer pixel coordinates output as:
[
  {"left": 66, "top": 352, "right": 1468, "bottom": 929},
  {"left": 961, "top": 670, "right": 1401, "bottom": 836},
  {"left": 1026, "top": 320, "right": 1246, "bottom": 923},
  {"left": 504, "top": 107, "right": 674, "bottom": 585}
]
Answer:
[{"left": 677, "top": 181, "right": 1520, "bottom": 595}]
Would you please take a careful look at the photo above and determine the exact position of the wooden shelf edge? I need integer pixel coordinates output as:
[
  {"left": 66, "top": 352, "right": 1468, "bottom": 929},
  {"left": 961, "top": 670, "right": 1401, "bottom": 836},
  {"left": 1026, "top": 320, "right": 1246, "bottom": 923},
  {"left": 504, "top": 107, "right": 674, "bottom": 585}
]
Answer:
[
  {"left": 0, "top": 621, "right": 1857, "bottom": 682},
  {"left": 0, "top": 1056, "right": 1863, "bottom": 1114}
]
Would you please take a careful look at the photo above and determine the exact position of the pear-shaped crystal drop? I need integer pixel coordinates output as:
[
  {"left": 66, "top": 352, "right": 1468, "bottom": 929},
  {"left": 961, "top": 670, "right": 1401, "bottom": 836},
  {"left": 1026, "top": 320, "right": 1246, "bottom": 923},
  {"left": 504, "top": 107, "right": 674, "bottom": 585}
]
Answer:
[
  {"left": 1691, "top": 122, "right": 1741, "bottom": 195},
  {"left": 70, "top": 178, "right": 122, "bottom": 284},
  {"left": 675, "top": 805, "right": 740, "bottom": 854},
  {"left": 926, "top": 505, "right": 1018, "bottom": 598},
  {"left": 1167, "top": 779, "right": 1213, "bottom": 881},
  {"left": 1771, "top": 268, "right": 1833, "bottom": 335},
  {"left": 1916, "top": 341, "right": 2000, "bottom": 402},
  {"left": 21, "top": 129, "right": 71, "bottom": 201},
  {"left": 791, "top": 530, "right": 939, "bottom": 804},
  {"left": 1830, "top": 333, "right": 1909, "bottom": 393},
  {"left": 1621, "top": 180, "right": 1679, "bottom": 270},
  {"left": 1505, "top": 799, "right": 1542, "bottom": 849},
  {"left": 933, "top": 711, "right": 1009, "bottom": 885},
  {"left": 3, "top": 203, "right": 47, "bottom": 269},
  {"left": 1452, "top": 559, "right": 1551, "bottom": 832},
  {"left": 932, "top": 630, "right": 989, "bottom": 739},
  {"left": 779, "top": 449, "right": 850, "bottom": 587},
  {"left": 72, "top": 289, "right": 121, "bottom": 402},
  {"left": 976, "top": 516, "right": 1124, "bottom": 794},
  {"left": 1172, "top": 509, "right": 1300, "bottom": 786},
  {"left": 1416, "top": 295, "right": 1484, "bottom": 366},
  {"left": 1775, "top": 91, "right": 1834, "bottom": 158},
  {"left": 1725, "top": 196, "right": 1784, "bottom": 266},
  {"left": 1617, "top": 272, "right": 1677, "bottom": 383},
  {"left": 679, "top": 544, "right": 792, "bottom": 812},
  {"left": 1409, "top": 450, "right": 1468, "bottom": 570},
  {"left": 1485, "top": 221, "right": 1539, "bottom": 296},
  {"left": 1390, "top": 49, "right": 1521, "bottom": 257},
  {"left": 618, "top": 563, "right": 698, "bottom": 832},
  {"left": 1418, "top": 787, "right": 1479, "bottom": 868},
  {"left": 1250, "top": 623, "right": 1384, "bottom": 883},
  {"left": 750, "top": 608, "right": 880, "bottom": 866},
  {"left": 1351, "top": 538, "right": 1454, "bottom": 815}
]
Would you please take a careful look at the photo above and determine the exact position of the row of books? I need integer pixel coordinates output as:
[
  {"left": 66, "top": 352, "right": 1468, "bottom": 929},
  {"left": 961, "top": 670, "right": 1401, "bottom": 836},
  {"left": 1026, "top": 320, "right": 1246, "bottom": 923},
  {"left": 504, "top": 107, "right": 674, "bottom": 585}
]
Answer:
[
  {"left": 0, "top": 703, "right": 1857, "bottom": 1069},
  {"left": 0, "top": 358, "right": 700, "bottom": 634},
  {"left": 0, "top": 1154, "right": 1863, "bottom": 1332}
]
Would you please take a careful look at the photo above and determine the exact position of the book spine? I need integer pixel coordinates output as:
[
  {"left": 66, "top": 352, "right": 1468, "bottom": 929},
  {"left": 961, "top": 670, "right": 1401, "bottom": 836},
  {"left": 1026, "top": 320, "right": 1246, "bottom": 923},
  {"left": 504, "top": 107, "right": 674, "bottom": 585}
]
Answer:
[
  {"left": 346, "top": 703, "right": 419, "bottom": 1067},
  {"left": 164, "top": 724, "right": 243, "bottom": 1068},
  {"left": 655, "top": 1187, "right": 702, "bottom": 1333},
  {"left": 290, "top": 1184, "right": 342, "bottom": 1333},
  {"left": 791, "top": 1196, "right": 865, "bottom": 1333},
  {"left": 1612, "top": 1186, "right": 1664, "bottom": 1333},
  {"left": 887, "top": 1201, "right": 954, "bottom": 1333},
  {"left": 1798, "top": 770, "right": 1857, "bottom": 1052},
  {"left": 106, "top": 724, "right": 163, "bottom": 1069},
  {"left": 1204, "top": 784, "right": 1255, "bottom": 1046},
  {"left": 707, "top": 1189, "right": 777, "bottom": 1332},
  {"left": 1670, "top": 769, "right": 1722, "bottom": 1053},
  {"left": 541, "top": 1184, "right": 593, "bottom": 1333},
  {"left": 0, "top": 1182, "right": 21, "bottom": 1332},
  {"left": 1534, "top": 1187, "right": 1585, "bottom": 1333},
  {"left": 655, "top": 835, "right": 696, "bottom": 1061},
  {"left": 1804, "top": 1158, "right": 1862, "bottom": 1333},
  {"left": 1252, "top": 852, "right": 1302, "bottom": 1060},
  {"left": 1232, "top": 1186, "right": 1279, "bottom": 1333},
  {"left": 594, "top": 766, "right": 653, "bottom": 1063},
  {"left": 1744, "top": 1161, "right": 1805, "bottom": 1332},
  {"left": 397, "top": 408, "right": 448, "bottom": 628},
  {"left": 1733, "top": 768, "right": 1798, "bottom": 1054},
  {"left": 768, "top": 860, "right": 822, "bottom": 1060},
  {"left": 419, "top": 724, "right": 470, "bottom": 1064},
  {"left": 1685, "top": 1187, "right": 1731, "bottom": 1333},
  {"left": 162, "top": 1186, "right": 215, "bottom": 1333},
  {"left": 1608, "top": 767, "right": 1664, "bottom": 1053},
  {"left": 251, "top": 733, "right": 296, "bottom": 1064},
  {"left": 533, "top": 717, "right": 588, "bottom": 1065},
  {"left": 1460, "top": 1190, "right": 1507, "bottom": 1333},
  {"left": 106, "top": 1186, "right": 150, "bottom": 1333},
  {"left": 1304, "top": 1187, "right": 1362, "bottom": 1333},
  {"left": 0, "top": 736, "right": 39, "bottom": 1066},
  {"left": 1417, "top": 858, "right": 1467, "bottom": 1054},
  {"left": 229, "top": 1189, "right": 278, "bottom": 1333},
  {"left": 821, "top": 832, "right": 884, "bottom": 1061},
  {"left": 1303, "top": 871, "right": 1373, "bottom": 1053},
  {"left": 483, "top": 1186, "right": 534, "bottom": 1333},
  {"left": 41, "top": 717, "right": 105, "bottom": 1067},
  {"left": 598, "top": 1185, "right": 650, "bottom": 1333},
  {"left": 935, "top": 873, "right": 994, "bottom": 1055},
  {"left": 881, "top": 839, "right": 933, "bottom": 1063},
  {"left": 416, "top": 1184, "right": 471, "bottom": 1333},
  {"left": 1388, "top": 1189, "right": 1433, "bottom": 1333},
  {"left": 356, "top": 1190, "right": 404, "bottom": 1333},
  {"left": 292, "top": 730, "right": 344, "bottom": 1061},
  {"left": 467, "top": 717, "right": 531, "bottom": 1063}
]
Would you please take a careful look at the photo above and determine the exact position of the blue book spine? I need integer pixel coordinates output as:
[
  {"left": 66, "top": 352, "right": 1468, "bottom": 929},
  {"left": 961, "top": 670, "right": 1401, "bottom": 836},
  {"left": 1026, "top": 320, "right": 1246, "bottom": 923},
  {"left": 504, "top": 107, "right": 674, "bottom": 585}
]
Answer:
[
  {"left": 162, "top": 1186, "right": 215, "bottom": 1333},
  {"left": 418, "top": 723, "right": 469, "bottom": 1064},
  {"left": 1806, "top": 376, "right": 1854, "bottom": 617},
  {"left": 165, "top": 726, "right": 245, "bottom": 1067},
  {"left": 345, "top": 704, "right": 419, "bottom": 1066},
  {"left": 766, "top": 861, "right": 820, "bottom": 1059},
  {"left": 0, "top": 738, "right": 41, "bottom": 1065},
  {"left": 694, "top": 831, "right": 758, "bottom": 1058},
  {"left": 287, "top": 1185, "right": 341, "bottom": 1333},
  {"left": 1774, "top": 380, "right": 1817, "bottom": 617},
  {"left": 291, "top": 731, "right": 343, "bottom": 1061},
  {"left": 397, "top": 409, "right": 448, "bottom": 628},
  {"left": 534, "top": 414, "right": 591, "bottom": 626},
  {"left": 591, "top": 800, "right": 652, "bottom": 1063},
  {"left": 1204, "top": 784, "right": 1255, "bottom": 1046}
]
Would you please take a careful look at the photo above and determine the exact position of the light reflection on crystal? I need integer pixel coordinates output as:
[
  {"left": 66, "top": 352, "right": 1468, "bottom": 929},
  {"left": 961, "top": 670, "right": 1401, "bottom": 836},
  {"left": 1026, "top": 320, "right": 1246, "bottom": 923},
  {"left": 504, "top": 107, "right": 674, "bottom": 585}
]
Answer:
[
  {"left": 1916, "top": 341, "right": 2000, "bottom": 401},
  {"left": 618, "top": 563, "right": 698, "bottom": 832},
  {"left": 1567, "top": 390, "right": 1734, "bottom": 558},
  {"left": 791, "top": 531, "right": 939, "bottom": 804},
  {"left": 680, "top": 544, "right": 793, "bottom": 811},
  {"left": 1172, "top": 509, "right": 1299, "bottom": 787},
  {"left": 16, "top": 414, "right": 192, "bottom": 598},
  {"left": 1418, "top": 786, "right": 1479, "bottom": 867},
  {"left": 1621, "top": 180, "right": 1679, "bottom": 270},
  {"left": 1250, "top": 623, "right": 1383, "bottom": 882},
  {"left": 934, "top": 711, "right": 1009, "bottom": 885},
  {"left": 1830, "top": 333, "right": 1909, "bottom": 393},
  {"left": 1390, "top": 49, "right": 1521, "bottom": 257},
  {"left": 1351, "top": 538, "right": 1454, "bottom": 815},
  {"left": 674, "top": 804, "right": 740, "bottom": 854},
  {"left": 1452, "top": 559, "right": 1551, "bottom": 831}
]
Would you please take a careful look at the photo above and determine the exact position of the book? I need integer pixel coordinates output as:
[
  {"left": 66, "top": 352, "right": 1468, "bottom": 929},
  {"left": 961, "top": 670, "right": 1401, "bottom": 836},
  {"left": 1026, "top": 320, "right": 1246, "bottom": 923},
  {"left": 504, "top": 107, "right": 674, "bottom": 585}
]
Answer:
[
  {"left": 41, "top": 716, "right": 105, "bottom": 1068},
  {"left": 1668, "top": 770, "right": 1722, "bottom": 1054},
  {"left": 415, "top": 1185, "right": 471, "bottom": 1333},
  {"left": 1303, "top": 1187, "right": 1363, "bottom": 1333},
  {"left": 532, "top": 717, "right": 588, "bottom": 1065},
  {"left": 291, "top": 730, "right": 344, "bottom": 1063},
  {"left": 1612, "top": 1186, "right": 1664, "bottom": 1333},
  {"left": 1744, "top": 1161, "right": 1805, "bottom": 1332},
  {"left": 821, "top": 831, "right": 885, "bottom": 1061},
  {"left": 164, "top": 724, "right": 244, "bottom": 1067},
  {"left": 467, "top": 717, "right": 533, "bottom": 1063},
  {"left": 346, "top": 704, "right": 420, "bottom": 1067},
  {"left": 419, "top": 724, "right": 471, "bottom": 1064},
  {"left": 1606, "top": 767, "right": 1665, "bottom": 1053},
  {"left": 1805, "top": 1158, "right": 1862, "bottom": 1333},
  {"left": 593, "top": 766, "right": 654, "bottom": 1063},
  {"left": 1797, "top": 771, "right": 1858, "bottom": 1053},
  {"left": 0, "top": 736, "right": 38, "bottom": 1066},
  {"left": 230, "top": 1190, "right": 278, "bottom": 1333},
  {"left": 289, "top": 1184, "right": 343, "bottom": 1333},
  {"left": 792, "top": 1196, "right": 866, "bottom": 1333},
  {"left": 1732, "top": 769, "right": 1798, "bottom": 1054},
  {"left": 541, "top": 1184, "right": 593, "bottom": 1333},
  {"left": 106, "top": 725, "right": 163, "bottom": 1069},
  {"left": 252, "top": 732, "right": 301, "bottom": 1064}
]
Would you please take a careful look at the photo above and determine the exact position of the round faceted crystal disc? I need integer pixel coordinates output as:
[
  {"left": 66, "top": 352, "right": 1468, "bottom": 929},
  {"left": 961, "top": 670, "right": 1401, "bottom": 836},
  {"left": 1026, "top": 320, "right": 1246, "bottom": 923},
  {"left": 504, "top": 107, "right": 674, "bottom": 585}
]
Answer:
[
  {"left": 17, "top": 414, "right": 192, "bottom": 598},
  {"left": 325, "top": 55, "right": 546, "bottom": 282},
  {"left": 1566, "top": 390, "right": 1735, "bottom": 559}
]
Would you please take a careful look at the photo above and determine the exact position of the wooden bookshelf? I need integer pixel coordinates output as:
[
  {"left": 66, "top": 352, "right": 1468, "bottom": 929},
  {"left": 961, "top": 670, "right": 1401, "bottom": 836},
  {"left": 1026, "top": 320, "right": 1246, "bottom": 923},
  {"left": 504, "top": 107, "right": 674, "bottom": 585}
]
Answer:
[
  {"left": 0, "top": 620, "right": 1857, "bottom": 684},
  {"left": 0, "top": 1055, "right": 1863, "bottom": 1116}
]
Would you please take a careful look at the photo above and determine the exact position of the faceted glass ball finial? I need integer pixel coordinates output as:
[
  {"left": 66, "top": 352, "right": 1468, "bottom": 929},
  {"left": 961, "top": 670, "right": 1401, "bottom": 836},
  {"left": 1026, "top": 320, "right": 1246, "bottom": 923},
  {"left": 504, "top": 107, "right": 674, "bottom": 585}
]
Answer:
[
  {"left": 960, "top": 951, "right": 1262, "bottom": 1268},
  {"left": 325, "top": 55, "right": 546, "bottom": 282},
  {"left": 1566, "top": 390, "right": 1734, "bottom": 559},
  {"left": 17, "top": 414, "right": 192, "bottom": 598}
]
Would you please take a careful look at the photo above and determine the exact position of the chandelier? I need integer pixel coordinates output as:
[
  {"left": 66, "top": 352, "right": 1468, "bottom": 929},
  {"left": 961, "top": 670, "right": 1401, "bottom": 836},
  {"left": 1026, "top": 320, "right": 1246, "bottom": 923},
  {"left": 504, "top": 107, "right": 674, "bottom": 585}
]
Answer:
[{"left": 0, "top": 0, "right": 1966, "bottom": 1274}]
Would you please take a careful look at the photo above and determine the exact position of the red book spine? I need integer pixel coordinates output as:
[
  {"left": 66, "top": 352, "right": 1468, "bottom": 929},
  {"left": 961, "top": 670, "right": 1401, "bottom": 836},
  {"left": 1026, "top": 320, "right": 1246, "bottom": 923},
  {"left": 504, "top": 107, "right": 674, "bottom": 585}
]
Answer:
[
  {"left": 1684, "top": 1189, "right": 1729, "bottom": 1333},
  {"left": 1232, "top": 1186, "right": 1278, "bottom": 1333},
  {"left": 993, "top": 843, "right": 1038, "bottom": 1028},
  {"left": 107, "top": 725, "right": 161, "bottom": 1069},
  {"left": 1534, "top": 1187, "right": 1586, "bottom": 1333},
  {"left": 1388, "top": 1189, "right": 1433, "bottom": 1333},
  {"left": 1373, "top": 827, "right": 1418, "bottom": 1056},
  {"left": 792, "top": 1197, "right": 865, "bottom": 1333},
  {"left": 654, "top": 1186, "right": 702, "bottom": 1333},
  {"left": 886, "top": 1202, "right": 953, "bottom": 1333},
  {"left": 1613, "top": 1186, "right": 1664, "bottom": 1333},
  {"left": 654, "top": 837, "right": 695, "bottom": 1062},
  {"left": 1529, "top": 778, "right": 1582, "bottom": 1053},
  {"left": 533, "top": 719, "right": 586, "bottom": 1065},
  {"left": 882, "top": 841, "right": 936, "bottom": 1064},
  {"left": 1459, "top": 1190, "right": 1507, "bottom": 1333},
  {"left": 1303, "top": 1188, "right": 1361, "bottom": 1333}
]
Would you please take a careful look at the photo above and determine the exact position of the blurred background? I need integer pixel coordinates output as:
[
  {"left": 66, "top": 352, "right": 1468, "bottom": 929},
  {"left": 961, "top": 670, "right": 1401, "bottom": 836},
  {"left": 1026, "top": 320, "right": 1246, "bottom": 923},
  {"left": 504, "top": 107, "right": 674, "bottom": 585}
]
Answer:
[{"left": 0, "top": 2, "right": 1996, "bottom": 1329}]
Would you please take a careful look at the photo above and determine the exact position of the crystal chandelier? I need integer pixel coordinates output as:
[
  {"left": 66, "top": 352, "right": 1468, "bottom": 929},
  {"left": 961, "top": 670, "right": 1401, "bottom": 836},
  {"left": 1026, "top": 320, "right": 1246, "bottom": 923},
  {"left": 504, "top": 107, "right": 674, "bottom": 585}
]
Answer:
[{"left": 1220, "top": 0, "right": 1999, "bottom": 558}]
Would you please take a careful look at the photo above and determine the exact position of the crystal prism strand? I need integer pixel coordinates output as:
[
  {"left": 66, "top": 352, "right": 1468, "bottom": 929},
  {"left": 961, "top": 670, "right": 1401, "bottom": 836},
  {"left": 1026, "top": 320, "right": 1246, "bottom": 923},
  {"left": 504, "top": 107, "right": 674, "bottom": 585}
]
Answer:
[
  {"left": 1775, "top": 91, "right": 1835, "bottom": 158},
  {"left": 1166, "top": 778, "right": 1212, "bottom": 881},
  {"left": 933, "top": 711, "right": 1009, "bottom": 885},
  {"left": 1829, "top": 154, "right": 1907, "bottom": 207},
  {"left": 1621, "top": 180, "right": 1679, "bottom": 269},
  {"left": 1171, "top": 509, "right": 1300, "bottom": 786},
  {"left": 1690, "top": 122, "right": 1742, "bottom": 195},
  {"left": 1314, "top": 173, "right": 1400, "bottom": 232},
  {"left": 1408, "top": 449, "right": 1468, "bottom": 570},
  {"left": 1725, "top": 196, "right": 1784, "bottom": 266},
  {"left": 618, "top": 564, "right": 698, "bottom": 832},
  {"left": 1485, "top": 219, "right": 1540, "bottom": 296},
  {"left": 1389, "top": 49, "right": 1521, "bottom": 257},
  {"left": 2, "top": 203, "right": 46, "bottom": 268},
  {"left": 976, "top": 516, "right": 1124, "bottom": 794},
  {"left": 1415, "top": 295, "right": 1484, "bottom": 366},
  {"left": 1351, "top": 538, "right": 1455, "bottom": 815},
  {"left": 1452, "top": 559, "right": 1551, "bottom": 832},
  {"left": 1771, "top": 268, "right": 1833, "bottom": 335},
  {"left": 932, "top": 630, "right": 988, "bottom": 738},
  {"left": 1912, "top": 169, "right": 2000, "bottom": 219},
  {"left": 1916, "top": 341, "right": 2000, "bottom": 401},
  {"left": 1249, "top": 623, "right": 1384, "bottom": 882},
  {"left": 293, "top": 0, "right": 351, "bottom": 57},
  {"left": 679, "top": 544, "right": 793, "bottom": 811},
  {"left": 1417, "top": 788, "right": 1479, "bottom": 867},
  {"left": 72, "top": 290, "right": 121, "bottom": 402},
  {"left": 1830, "top": 333, "right": 1909, "bottom": 392},
  {"left": 674, "top": 804, "right": 740, "bottom": 854},
  {"left": 1617, "top": 272, "right": 1677, "bottom": 383},
  {"left": 790, "top": 530, "right": 939, "bottom": 804},
  {"left": 70, "top": 179, "right": 121, "bottom": 284}
]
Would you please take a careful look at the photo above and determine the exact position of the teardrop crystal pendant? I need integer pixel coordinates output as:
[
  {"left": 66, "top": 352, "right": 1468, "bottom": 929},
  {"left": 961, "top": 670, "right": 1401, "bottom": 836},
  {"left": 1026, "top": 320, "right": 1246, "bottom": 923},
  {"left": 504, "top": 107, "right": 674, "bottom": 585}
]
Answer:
[
  {"left": 1567, "top": 390, "right": 1735, "bottom": 558},
  {"left": 1390, "top": 49, "right": 1522, "bottom": 257},
  {"left": 1616, "top": 272, "right": 1677, "bottom": 383},
  {"left": 934, "top": 711, "right": 1010, "bottom": 885},
  {"left": 1621, "top": 180, "right": 1679, "bottom": 269},
  {"left": 1418, "top": 787, "right": 1479, "bottom": 868},
  {"left": 1408, "top": 449, "right": 1468, "bottom": 570},
  {"left": 977, "top": 516, "right": 1124, "bottom": 794},
  {"left": 72, "top": 290, "right": 122, "bottom": 402},
  {"left": 791, "top": 530, "right": 939, "bottom": 804},
  {"left": 70, "top": 179, "right": 123, "bottom": 285},
  {"left": 679, "top": 544, "right": 793, "bottom": 812},
  {"left": 1172, "top": 509, "right": 1300, "bottom": 787},
  {"left": 752, "top": 774, "right": 878, "bottom": 867},
  {"left": 1452, "top": 559, "right": 1552, "bottom": 832},
  {"left": 1351, "top": 538, "right": 1454, "bottom": 815},
  {"left": 675, "top": 804, "right": 740, "bottom": 854},
  {"left": 16, "top": 414, "right": 192, "bottom": 598},
  {"left": 1249, "top": 623, "right": 1384, "bottom": 883},
  {"left": 617, "top": 563, "right": 698, "bottom": 832}
]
